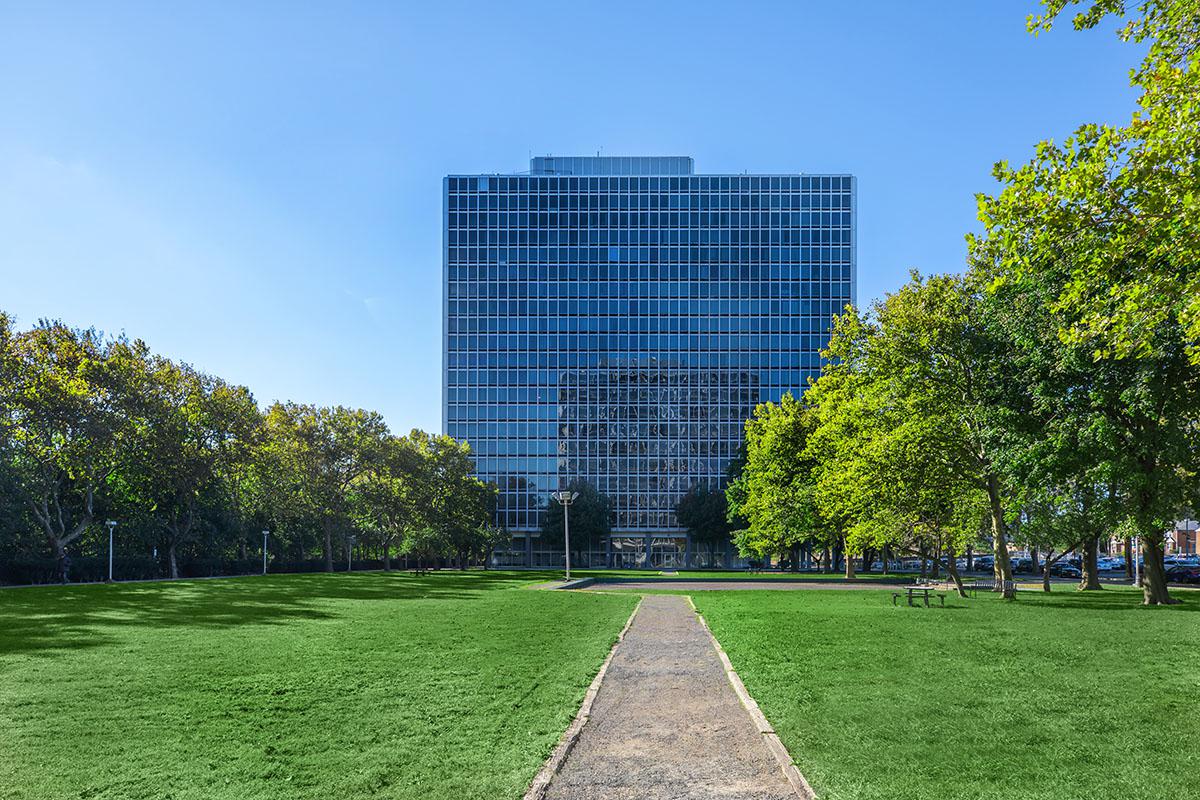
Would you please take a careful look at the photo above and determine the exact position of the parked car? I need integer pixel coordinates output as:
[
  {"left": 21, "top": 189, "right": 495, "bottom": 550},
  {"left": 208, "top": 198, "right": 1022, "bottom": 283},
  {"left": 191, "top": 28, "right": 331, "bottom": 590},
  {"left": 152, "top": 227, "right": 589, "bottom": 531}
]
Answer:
[
  {"left": 1011, "top": 557, "right": 1034, "bottom": 574},
  {"left": 1166, "top": 565, "right": 1200, "bottom": 584},
  {"left": 1050, "top": 562, "right": 1082, "bottom": 578},
  {"left": 1099, "top": 557, "right": 1126, "bottom": 571}
]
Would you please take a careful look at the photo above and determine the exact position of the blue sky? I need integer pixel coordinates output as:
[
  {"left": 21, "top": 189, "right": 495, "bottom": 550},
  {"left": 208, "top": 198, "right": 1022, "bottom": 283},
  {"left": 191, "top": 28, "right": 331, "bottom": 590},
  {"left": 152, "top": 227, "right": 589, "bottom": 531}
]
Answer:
[{"left": 0, "top": 1, "right": 1140, "bottom": 433}]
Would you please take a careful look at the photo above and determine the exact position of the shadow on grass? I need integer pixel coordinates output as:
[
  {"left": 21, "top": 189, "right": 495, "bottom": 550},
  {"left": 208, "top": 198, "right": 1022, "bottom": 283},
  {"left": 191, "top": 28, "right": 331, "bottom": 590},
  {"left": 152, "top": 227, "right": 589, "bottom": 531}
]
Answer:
[
  {"left": 0, "top": 570, "right": 561, "bottom": 658},
  {"left": 1018, "top": 588, "right": 1200, "bottom": 613}
]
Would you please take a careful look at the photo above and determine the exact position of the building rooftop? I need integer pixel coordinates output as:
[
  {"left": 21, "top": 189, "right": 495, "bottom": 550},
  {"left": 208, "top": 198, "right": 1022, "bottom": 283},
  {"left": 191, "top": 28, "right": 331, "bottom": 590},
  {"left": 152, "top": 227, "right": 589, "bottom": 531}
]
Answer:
[{"left": 529, "top": 156, "right": 694, "bottom": 176}]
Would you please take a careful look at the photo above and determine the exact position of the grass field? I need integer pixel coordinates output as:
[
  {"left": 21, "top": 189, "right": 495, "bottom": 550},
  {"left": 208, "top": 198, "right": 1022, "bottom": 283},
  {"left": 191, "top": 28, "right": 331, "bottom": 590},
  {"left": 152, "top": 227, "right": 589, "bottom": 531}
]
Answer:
[
  {"left": 0, "top": 571, "right": 636, "bottom": 800},
  {"left": 693, "top": 586, "right": 1200, "bottom": 800}
]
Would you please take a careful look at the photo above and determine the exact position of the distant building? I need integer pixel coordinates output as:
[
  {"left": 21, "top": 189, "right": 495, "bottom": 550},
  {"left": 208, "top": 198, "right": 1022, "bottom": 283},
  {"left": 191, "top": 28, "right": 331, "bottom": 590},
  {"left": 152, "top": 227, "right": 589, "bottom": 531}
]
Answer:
[
  {"left": 1168, "top": 519, "right": 1198, "bottom": 554},
  {"left": 443, "top": 156, "right": 856, "bottom": 567}
]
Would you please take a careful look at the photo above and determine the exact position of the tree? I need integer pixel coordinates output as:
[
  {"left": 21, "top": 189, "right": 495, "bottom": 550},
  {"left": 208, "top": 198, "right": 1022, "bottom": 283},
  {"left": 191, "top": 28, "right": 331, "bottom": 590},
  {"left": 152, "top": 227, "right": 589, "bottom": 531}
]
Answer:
[
  {"left": 972, "top": 1, "right": 1200, "bottom": 603},
  {"left": 399, "top": 526, "right": 450, "bottom": 572},
  {"left": 413, "top": 430, "right": 496, "bottom": 568},
  {"left": 132, "top": 358, "right": 261, "bottom": 578},
  {"left": 6, "top": 321, "right": 149, "bottom": 575},
  {"left": 675, "top": 484, "right": 731, "bottom": 567},
  {"left": 806, "top": 307, "right": 987, "bottom": 595},
  {"left": 540, "top": 479, "right": 612, "bottom": 560},
  {"left": 350, "top": 433, "right": 424, "bottom": 570},
  {"left": 727, "top": 393, "right": 834, "bottom": 570},
  {"left": 263, "top": 403, "right": 390, "bottom": 572},
  {"left": 1004, "top": 0, "right": 1200, "bottom": 365}
]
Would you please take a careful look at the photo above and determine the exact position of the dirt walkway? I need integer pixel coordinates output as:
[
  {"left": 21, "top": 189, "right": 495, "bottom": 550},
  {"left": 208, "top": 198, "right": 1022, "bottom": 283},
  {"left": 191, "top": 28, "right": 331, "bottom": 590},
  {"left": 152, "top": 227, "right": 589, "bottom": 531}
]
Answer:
[{"left": 542, "top": 594, "right": 796, "bottom": 799}]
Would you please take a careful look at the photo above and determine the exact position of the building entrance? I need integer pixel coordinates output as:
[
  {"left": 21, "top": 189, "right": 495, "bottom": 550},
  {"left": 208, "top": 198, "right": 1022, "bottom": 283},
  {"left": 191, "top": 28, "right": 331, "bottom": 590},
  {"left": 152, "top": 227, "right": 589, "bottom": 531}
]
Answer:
[{"left": 649, "top": 537, "right": 687, "bottom": 569}]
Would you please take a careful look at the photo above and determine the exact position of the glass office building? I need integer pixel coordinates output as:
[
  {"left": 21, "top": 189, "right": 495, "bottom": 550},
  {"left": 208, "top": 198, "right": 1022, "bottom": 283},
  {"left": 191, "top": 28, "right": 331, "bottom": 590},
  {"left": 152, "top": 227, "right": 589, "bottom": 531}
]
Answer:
[{"left": 444, "top": 156, "right": 855, "bottom": 567}]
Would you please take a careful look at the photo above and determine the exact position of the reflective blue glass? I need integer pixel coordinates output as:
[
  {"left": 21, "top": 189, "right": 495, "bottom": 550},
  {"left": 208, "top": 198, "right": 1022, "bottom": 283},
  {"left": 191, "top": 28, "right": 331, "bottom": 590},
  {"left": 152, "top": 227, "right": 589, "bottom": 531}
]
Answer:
[{"left": 443, "top": 157, "right": 856, "bottom": 542}]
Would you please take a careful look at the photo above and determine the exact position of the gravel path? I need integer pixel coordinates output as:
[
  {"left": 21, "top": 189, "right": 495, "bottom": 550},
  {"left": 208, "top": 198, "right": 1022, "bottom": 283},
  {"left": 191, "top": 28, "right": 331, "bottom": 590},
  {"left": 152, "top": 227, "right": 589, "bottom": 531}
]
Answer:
[{"left": 543, "top": 594, "right": 795, "bottom": 800}]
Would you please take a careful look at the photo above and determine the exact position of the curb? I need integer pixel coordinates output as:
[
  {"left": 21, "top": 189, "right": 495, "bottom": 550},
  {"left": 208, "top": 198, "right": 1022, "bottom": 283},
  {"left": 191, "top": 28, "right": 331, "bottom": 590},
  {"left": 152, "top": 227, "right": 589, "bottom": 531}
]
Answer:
[
  {"left": 522, "top": 597, "right": 642, "bottom": 800},
  {"left": 686, "top": 596, "right": 817, "bottom": 800}
]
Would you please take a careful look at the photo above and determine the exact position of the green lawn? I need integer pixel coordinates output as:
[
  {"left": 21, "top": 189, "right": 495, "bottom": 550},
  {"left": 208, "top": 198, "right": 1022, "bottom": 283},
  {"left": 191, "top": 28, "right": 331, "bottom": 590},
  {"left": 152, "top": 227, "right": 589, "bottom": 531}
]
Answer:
[
  {"left": 0, "top": 571, "right": 636, "bottom": 800},
  {"left": 693, "top": 586, "right": 1200, "bottom": 800}
]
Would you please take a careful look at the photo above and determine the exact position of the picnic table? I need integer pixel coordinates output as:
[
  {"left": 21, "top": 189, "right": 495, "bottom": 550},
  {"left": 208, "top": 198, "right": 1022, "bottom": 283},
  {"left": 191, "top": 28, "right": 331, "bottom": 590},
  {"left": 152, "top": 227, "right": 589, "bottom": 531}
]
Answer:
[{"left": 892, "top": 585, "right": 946, "bottom": 607}]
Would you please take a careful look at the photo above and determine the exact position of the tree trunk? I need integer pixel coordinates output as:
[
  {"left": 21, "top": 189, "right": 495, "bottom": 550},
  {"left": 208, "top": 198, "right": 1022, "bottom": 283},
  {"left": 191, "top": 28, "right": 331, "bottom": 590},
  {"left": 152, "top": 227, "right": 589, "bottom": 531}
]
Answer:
[
  {"left": 168, "top": 541, "right": 180, "bottom": 579},
  {"left": 882, "top": 544, "right": 890, "bottom": 575},
  {"left": 844, "top": 538, "right": 856, "bottom": 580},
  {"left": 1124, "top": 537, "right": 1134, "bottom": 582},
  {"left": 861, "top": 549, "right": 870, "bottom": 573},
  {"left": 820, "top": 547, "right": 831, "bottom": 573},
  {"left": 1138, "top": 528, "right": 1176, "bottom": 605},
  {"left": 985, "top": 473, "right": 1015, "bottom": 598},
  {"left": 966, "top": 546, "right": 974, "bottom": 572},
  {"left": 322, "top": 521, "right": 334, "bottom": 572},
  {"left": 930, "top": 545, "right": 941, "bottom": 579},
  {"left": 383, "top": 540, "right": 392, "bottom": 571},
  {"left": 945, "top": 546, "right": 967, "bottom": 598},
  {"left": 1041, "top": 550, "right": 1053, "bottom": 593},
  {"left": 1079, "top": 536, "right": 1102, "bottom": 591}
]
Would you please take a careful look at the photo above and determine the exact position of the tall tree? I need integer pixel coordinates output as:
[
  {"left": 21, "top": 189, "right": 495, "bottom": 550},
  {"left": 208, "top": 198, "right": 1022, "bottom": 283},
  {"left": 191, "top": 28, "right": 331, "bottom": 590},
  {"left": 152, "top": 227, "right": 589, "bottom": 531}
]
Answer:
[
  {"left": 6, "top": 321, "right": 149, "bottom": 572},
  {"left": 263, "top": 403, "right": 390, "bottom": 572},
  {"left": 414, "top": 430, "right": 496, "bottom": 568},
  {"left": 351, "top": 433, "right": 424, "bottom": 570},
  {"left": 973, "top": 1, "right": 1200, "bottom": 603},
  {"left": 132, "top": 358, "right": 261, "bottom": 578},
  {"left": 727, "top": 393, "right": 833, "bottom": 569}
]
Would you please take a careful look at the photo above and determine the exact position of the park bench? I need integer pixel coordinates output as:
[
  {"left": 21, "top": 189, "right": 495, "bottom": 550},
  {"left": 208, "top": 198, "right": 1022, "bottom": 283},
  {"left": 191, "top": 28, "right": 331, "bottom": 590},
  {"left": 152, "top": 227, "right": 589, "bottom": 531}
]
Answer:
[{"left": 962, "top": 579, "right": 1016, "bottom": 597}]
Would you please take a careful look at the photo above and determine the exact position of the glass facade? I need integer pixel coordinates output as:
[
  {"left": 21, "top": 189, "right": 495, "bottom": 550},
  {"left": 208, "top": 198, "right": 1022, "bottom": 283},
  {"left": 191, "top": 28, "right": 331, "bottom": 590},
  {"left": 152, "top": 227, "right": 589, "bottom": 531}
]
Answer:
[{"left": 443, "top": 156, "right": 856, "bottom": 554}]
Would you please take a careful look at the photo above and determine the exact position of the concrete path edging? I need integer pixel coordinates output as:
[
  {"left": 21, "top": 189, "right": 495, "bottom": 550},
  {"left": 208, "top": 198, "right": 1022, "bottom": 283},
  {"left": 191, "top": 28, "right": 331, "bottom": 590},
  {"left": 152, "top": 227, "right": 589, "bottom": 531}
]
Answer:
[
  {"left": 523, "top": 598, "right": 643, "bottom": 800},
  {"left": 686, "top": 595, "right": 817, "bottom": 800}
]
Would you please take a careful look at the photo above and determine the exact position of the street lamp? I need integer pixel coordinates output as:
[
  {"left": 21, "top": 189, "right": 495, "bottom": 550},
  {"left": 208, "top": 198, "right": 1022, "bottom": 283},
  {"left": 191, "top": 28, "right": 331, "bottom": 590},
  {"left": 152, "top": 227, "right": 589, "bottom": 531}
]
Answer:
[
  {"left": 1133, "top": 535, "right": 1141, "bottom": 587},
  {"left": 105, "top": 520, "right": 117, "bottom": 582},
  {"left": 550, "top": 490, "right": 579, "bottom": 581},
  {"left": 262, "top": 530, "right": 269, "bottom": 575}
]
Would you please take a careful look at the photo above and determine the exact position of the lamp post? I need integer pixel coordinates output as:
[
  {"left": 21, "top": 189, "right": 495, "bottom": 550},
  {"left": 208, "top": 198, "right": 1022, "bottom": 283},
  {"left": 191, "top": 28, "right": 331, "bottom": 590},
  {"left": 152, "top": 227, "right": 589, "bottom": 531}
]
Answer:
[
  {"left": 262, "top": 530, "right": 269, "bottom": 575},
  {"left": 550, "top": 490, "right": 579, "bottom": 581},
  {"left": 1133, "top": 535, "right": 1141, "bottom": 587},
  {"left": 105, "top": 520, "right": 117, "bottom": 582}
]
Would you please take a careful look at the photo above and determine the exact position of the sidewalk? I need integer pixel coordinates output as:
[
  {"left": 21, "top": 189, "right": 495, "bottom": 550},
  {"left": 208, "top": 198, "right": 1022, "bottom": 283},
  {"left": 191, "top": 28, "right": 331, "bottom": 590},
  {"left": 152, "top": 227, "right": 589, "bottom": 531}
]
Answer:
[{"left": 542, "top": 594, "right": 798, "bottom": 799}]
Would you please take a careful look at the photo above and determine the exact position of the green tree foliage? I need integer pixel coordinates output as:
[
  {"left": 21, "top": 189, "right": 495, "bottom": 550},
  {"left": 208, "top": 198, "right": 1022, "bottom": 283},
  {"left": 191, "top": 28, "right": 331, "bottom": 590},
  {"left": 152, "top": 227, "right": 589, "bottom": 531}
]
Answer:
[
  {"left": 998, "top": 0, "right": 1200, "bottom": 363},
  {"left": 350, "top": 433, "right": 425, "bottom": 570},
  {"left": 674, "top": 484, "right": 731, "bottom": 567},
  {"left": 5, "top": 321, "right": 150, "bottom": 570},
  {"left": 539, "top": 479, "right": 612, "bottom": 556},
  {"left": 261, "top": 403, "right": 390, "bottom": 572},
  {"left": 0, "top": 314, "right": 494, "bottom": 582},
  {"left": 965, "top": 0, "right": 1200, "bottom": 604},
  {"left": 412, "top": 430, "right": 497, "bottom": 568},
  {"left": 805, "top": 297, "right": 1000, "bottom": 593},
  {"left": 130, "top": 358, "right": 261, "bottom": 578},
  {"left": 726, "top": 393, "right": 835, "bottom": 568}
]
